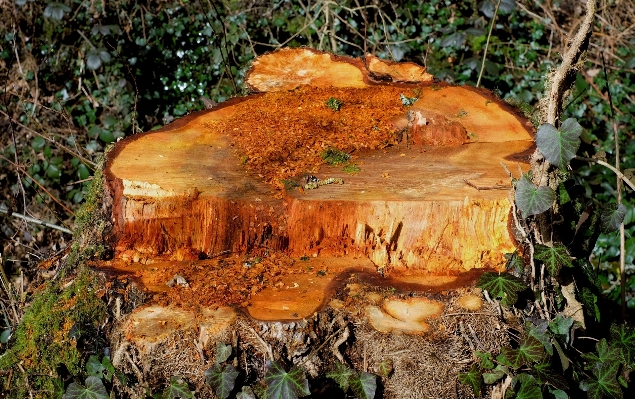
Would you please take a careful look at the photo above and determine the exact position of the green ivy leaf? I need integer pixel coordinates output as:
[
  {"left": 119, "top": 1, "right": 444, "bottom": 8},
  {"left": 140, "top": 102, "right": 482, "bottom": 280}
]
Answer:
[
  {"left": 44, "top": 2, "right": 71, "bottom": 20},
  {"left": 458, "top": 364, "right": 482, "bottom": 396},
  {"left": 86, "top": 355, "right": 105, "bottom": 379},
  {"left": 579, "top": 361, "right": 623, "bottom": 399},
  {"left": 63, "top": 376, "right": 109, "bottom": 399},
  {"left": 216, "top": 342, "right": 233, "bottom": 363},
  {"left": 205, "top": 363, "right": 239, "bottom": 399},
  {"left": 505, "top": 251, "right": 525, "bottom": 275},
  {"left": 326, "top": 362, "right": 354, "bottom": 391},
  {"left": 610, "top": 324, "right": 635, "bottom": 368},
  {"left": 515, "top": 175, "right": 556, "bottom": 218},
  {"left": 161, "top": 376, "right": 193, "bottom": 399},
  {"left": 236, "top": 386, "right": 256, "bottom": 399},
  {"left": 580, "top": 287, "right": 601, "bottom": 322},
  {"left": 264, "top": 361, "right": 310, "bottom": 399},
  {"left": 536, "top": 118, "right": 583, "bottom": 170},
  {"left": 600, "top": 204, "right": 627, "bottom": 233},
  {"left": 595, "top": 339, "right": 621, "bottom": 364},
  {"left": 439, "top": 31, "right": 466, "bottom": 48},
  {"left": 86, "top": 49, "right": 111, "bottom": 70},
  {"left": 515, "top": 373, "right": 543, "bottom": 399},
  {"left": 482, "top": 364, "right": 507, "bottom": 384},
  {"left": 375, "top": 359, "right": 393, "bottom": 378},
  {"left": 349, "top": 371, "right": 377, "bottom": 399},
  {"left": 0, "top": 328, "right": 11, "bottom": 344},
  {"left": 534, "top": 243, "right": 572, "bottom": 276},
  {"left": 528, "top": 320, "right": 553, "bottom": 356},
  {"left": 99, "top": 130, "right": 115, "bottom": 143},
  {"left": 31, "top": 136, "right": 46, "bottom": 150},
  {"left": 475, "top": 351, "right": 495, "bottom": 370},
  {"left": 476, "top": 272, "right": 527, "bottom": 306},
  {"left": 103, "top": 115, "right": 118, "bottom": 128},
  {"left": 500, "top": 335, "right": 546, "bottom": 369},
  {"left": 101, "top": 356, "right": 116, "bottom": 383},
  {"left": 549, "top": 389, "right": 568, "bottom": 399},
  {"left": 532, "top": 362, "right": 569, "bottom": 390},
  {"left": 549, "top": 315, "right": 574, "bottom": 345}
]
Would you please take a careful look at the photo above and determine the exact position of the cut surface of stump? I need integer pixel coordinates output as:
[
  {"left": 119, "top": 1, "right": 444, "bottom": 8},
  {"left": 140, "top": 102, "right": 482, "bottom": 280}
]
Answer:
[{"left": 102, "top": 48, "right": 533, "bottom": 320}]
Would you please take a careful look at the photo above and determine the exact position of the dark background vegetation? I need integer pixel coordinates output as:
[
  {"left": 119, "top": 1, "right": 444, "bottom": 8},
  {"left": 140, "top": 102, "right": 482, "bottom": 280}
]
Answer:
[{"left": 0, "top": 0, "right": 633, "bottom": 394}]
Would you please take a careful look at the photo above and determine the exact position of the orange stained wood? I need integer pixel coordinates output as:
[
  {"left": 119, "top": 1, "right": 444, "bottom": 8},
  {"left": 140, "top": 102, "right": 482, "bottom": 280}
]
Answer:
[
  {"left": 103, "top": 48, "right": 534, "bottom": 319},
  {"left": 97, "top": 254, "right": 489, "bottom": 321}
]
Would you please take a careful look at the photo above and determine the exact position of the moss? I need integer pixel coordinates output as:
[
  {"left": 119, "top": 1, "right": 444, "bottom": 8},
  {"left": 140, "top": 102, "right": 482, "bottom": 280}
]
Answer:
[
  {"left": 505, "top": 97, "right": 540, "bottom": 128},
  {"left": 0, "top": 266, "right": 106, "bottom": 398},
  {"left": 0, "top": 158, "right": 110, "bottom": 398},
  {"left": 74, "top": 166, "right": 104, "bottom": 237},
  {"left": 342, "top": 164, "right": 361, "bottom": 174},
  {"left": 320, "top": 147, "right": 351, "bottom": 166}
]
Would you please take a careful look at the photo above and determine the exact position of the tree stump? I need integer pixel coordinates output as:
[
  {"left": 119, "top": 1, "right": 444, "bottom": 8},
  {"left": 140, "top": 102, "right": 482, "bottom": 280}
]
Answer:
[{"left": 99, "top": 48, "right": 533, "bottom": 397}]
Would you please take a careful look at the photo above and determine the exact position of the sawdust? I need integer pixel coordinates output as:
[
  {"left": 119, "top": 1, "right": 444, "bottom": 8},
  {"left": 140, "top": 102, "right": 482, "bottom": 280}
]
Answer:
[{"left": 211, "top": 85, "right": 423, "bottom": 189}]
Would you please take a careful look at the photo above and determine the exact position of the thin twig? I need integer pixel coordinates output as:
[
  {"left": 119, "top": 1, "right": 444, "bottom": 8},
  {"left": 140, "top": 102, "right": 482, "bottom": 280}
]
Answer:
[
  {"left": 0, "top": 110, "right": 96, "bottom": 167},
  {"left": 476, "top": 0, "right": 501, "bottom": 87},
  {"left": 0, "top": 205, "right": 73, "bottom": 235},
  {"left": 574, "top": 156, "right": 635, "bottom": 192},
  {"left": 0, "top": 155, "right": 76, "bottom": 216},
  {"left": 463, "top": 179, "right": 511, "bottom": 191},
  {"left": 601, "top": 52, "right": 627, "bottom": 322}
]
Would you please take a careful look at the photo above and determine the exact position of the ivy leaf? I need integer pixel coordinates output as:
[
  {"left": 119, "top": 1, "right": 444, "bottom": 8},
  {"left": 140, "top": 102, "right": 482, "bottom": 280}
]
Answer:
[
  {"left": 101, "top": 356, "right": 117, "bottom": 383},
  {"left": 549, "top": 389, "right": 568, "bottom": 399},
  {"left": 475, "top": 351, "right": 494, "bottom": 370},
  {"left": 549, "top": 315, "right": 574, "bottom": 345},
  {"left": 326, "top": 362, "right": 354, "bottom": 391},
  {"left": 375, "top": 359, "right": 393, "bottom": 378},
  {"left": 86, "top": 49, "right": 111, "bottom": 70},
  {"left": 476, "top": 272, "right": 527, "bottom": 306},
  {"left": 505, "top": 251, "right": 525, "bottom": 275},
  {"left": 205, "top": 364, "right": 239, "bottom": 399},
  {"left": 534, "top": 243, "right": 572, "bottom": 276},
  {"left": 480, "top": 0, "right": 517, "bottom": 18},
  {"left": 528, "top": 320, "right": 553, "bottom": 356},
  {"left": 216, "top": 342, "right": 233, "bottom": 363},
  {"left": 458, "top": 364, "right": 482, "bottom": 396},
  {"left": 580, "top": 287, "right": 601, "bottom": 323},
  {"left": 63, "top": 376, "right": 109, "bottom": 399},
  {"left": 86, "top": 355, "right": 105, "bottom": 379},
  {"left": 349, "top": 371, "right": 377, "bottom": 399},
  {"left": 439, "top": 31, "right": 466, "bottom": 48},
  {"left": 482, "top": 364, "right": 507, "bottom": 384},
  {"left": 161, "top": 376, "right": 193, "bottom": 399},
  {"left": 0, "top": 328, "right": 11, "bottom": 344},
  {"left": 610, "top": 324, "right": 635, "bottom": 368},
  {"left": 532, "top": 362, "right": 569, "bottom": 390},
  {"left": 236, "top": 386, "right": 256, "bottom": 399},
  {"left": 600, "top": 204, "right": 627, "bottom": 233},
  {"left": 536, "top": 118, "right": 583, "bottom": 170},
  {"left": 515, "top": 373, "right": 543, "bottom": 399},
  {"left": 44, "top": 2, "right": 71, "bottom": 20},
  {"left": 579, "top": 361, "right": 623, "bottom": 399},
  {"left": 264, "top": 361, "right": 310, "bottom": 399},
  {"left": 500, "top": 335, "right": 546, "bottom": 369},
  {"left": 515, "top": 175, "right": 555, "bottom": 218}
]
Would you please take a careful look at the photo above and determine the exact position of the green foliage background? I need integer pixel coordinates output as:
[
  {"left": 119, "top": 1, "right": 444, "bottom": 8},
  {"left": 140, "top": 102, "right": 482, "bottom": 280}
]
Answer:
[{"left": 0, "top": 0, "right": 633, "bottom": 396}]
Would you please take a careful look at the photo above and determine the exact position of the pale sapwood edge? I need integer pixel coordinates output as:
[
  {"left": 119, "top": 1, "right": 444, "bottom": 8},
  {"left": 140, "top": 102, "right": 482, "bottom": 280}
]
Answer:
[
  {"left": 574, "top": 156, "right": 635, "bottom": 192},
  {"left": 0, "top": 205, "right": 73, "bottom": 235}
]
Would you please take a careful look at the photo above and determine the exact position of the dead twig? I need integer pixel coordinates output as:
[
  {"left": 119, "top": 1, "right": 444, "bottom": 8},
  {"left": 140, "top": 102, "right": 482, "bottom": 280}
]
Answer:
[
  {"left": 463, "top": 179, "right": 511, "bottom": 191},
  {"left": 0, "top": 205, "right": 73, "bottom": 235}
]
